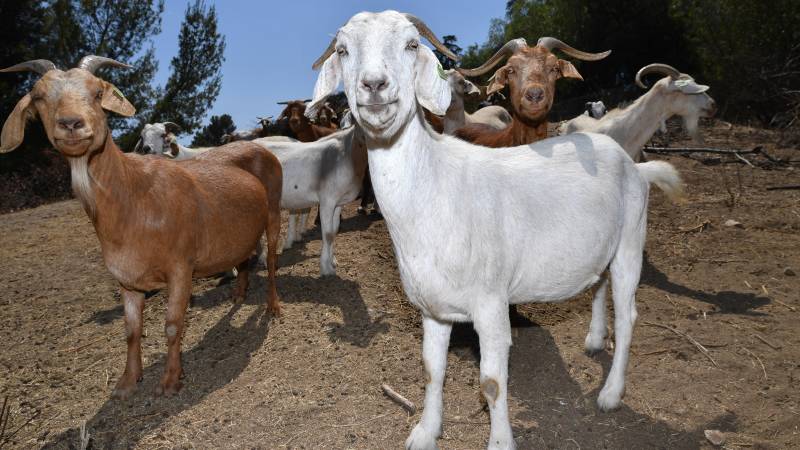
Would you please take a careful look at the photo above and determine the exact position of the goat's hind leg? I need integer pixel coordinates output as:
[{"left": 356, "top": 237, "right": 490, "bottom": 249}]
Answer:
[
  {"left": 318, "top": 202, "right": 339, "bottom": 276},
  {"left": 233, "top": 258, "right": 251, "bottom": 304},
  {"left": 264, "top": 199, "right": 282, "bottom": 316},
  {"left": 597, "top": 216, "right": 645, "bottom": 411},
  {"left": 157, "top": 267, "right": 192, "bottom": 397},
  {"left": 585, "top": 275, "right": 609, "bottom": 355},
  {"left": 406, "top": 316, "right": 452, "bottom": 450}
]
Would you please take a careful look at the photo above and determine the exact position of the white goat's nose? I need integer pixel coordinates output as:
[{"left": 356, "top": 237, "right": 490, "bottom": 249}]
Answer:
[{"left": 360, "top": 72, "right": 389, "bottom": 93}]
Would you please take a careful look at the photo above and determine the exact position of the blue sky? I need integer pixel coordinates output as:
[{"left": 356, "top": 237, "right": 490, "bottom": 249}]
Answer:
[{"left": 151, "top": 1, "right": 507, "bottom": 141}]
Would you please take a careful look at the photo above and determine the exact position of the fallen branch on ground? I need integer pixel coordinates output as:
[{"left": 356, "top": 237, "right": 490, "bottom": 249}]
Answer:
[
  {"left": 643, "top": 321, "right": 718, "bottom": 367},
  {"left": 766, "top": 185, "right": 800, "bottom": 191},
  {"left": 381, "top": 384, "right": 417, "bottom": 415},
  {"left": 643, "top": 146, "right": 762, "bottom": 155}
]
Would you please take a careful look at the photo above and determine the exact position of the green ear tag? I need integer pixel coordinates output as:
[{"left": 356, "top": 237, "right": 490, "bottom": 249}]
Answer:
[
  {"left": 112, "top": 87, "right": 125, "bottom": 101},
  {"left": 437, "top": 62, "right": 447, "bottom": 80}
]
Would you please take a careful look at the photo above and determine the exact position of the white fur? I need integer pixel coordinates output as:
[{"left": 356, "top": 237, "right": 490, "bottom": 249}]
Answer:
[
  {"left": 67, "top": 154, "right": 95, "bottom": 217},
  {"left": 308, "top": 11, "right": 681, "bottom": 449},
  {"left": 560, "top": 75, "right": 715, "bottom": 161},
  {"left": 253, "top": 127, "right": 367, "bottom": 276}
]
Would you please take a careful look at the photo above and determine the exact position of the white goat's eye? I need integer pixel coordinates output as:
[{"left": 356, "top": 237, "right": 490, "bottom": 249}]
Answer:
[
  {"left": 406, "top": 40, "right": 419, "bottom": 50},
  {"left": 336, "top": 47, "right": 348, "bottom": 56}
]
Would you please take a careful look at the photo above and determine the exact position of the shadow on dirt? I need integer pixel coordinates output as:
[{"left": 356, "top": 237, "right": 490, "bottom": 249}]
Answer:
[
  {"left": 44, "top": 275, "right": 273, "bottom": 449},
  {"left": 277, "top": 273, "right": 389, "bottom": 347},
  {"left": 445, "top": 312, "right": 737, "bottom": 448},
  {"left": 641, "top": 254, "right": 770, "bottom": 315}
]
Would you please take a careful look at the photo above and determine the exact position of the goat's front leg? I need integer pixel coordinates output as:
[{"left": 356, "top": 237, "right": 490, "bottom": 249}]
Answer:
[
  {"left": 474, "top": 300, "right": 515, "bottom": 450},
  {"left": 283, "top": 211, "right": 297, "bottom": 250},
  {"left": 406, "top": 316, "right": 452, "bottom": 450},
  {"left": 113, "top": 287, "right": 145, "bottom": 400},
  {"left": 156, "top": 269, "right": 192, "bottom": 397}
]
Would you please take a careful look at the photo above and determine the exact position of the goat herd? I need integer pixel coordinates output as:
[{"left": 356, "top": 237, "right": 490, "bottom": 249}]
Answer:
[{"left": 0, "top": 10, "right": 722, "bottom": 449}]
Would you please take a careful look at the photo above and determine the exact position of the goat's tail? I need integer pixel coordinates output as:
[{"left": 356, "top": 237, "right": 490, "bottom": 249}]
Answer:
[{"left": 636, "top": 160, "right": 685, "bottom": 203}]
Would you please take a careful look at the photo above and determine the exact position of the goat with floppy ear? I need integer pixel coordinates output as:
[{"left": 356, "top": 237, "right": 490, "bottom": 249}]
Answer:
[
  {"left": 1, "top": 56, "right": 283, "bottom": 400},
  {"left": 307, "top": 11, "right": 683, "bottom": 450},
  {"left": 455, "top": 37, "right": 610, "bottom": 147}
]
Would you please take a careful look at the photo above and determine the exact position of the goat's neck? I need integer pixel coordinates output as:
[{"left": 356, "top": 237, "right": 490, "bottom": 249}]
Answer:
[
  {"left": 615, "top": 89, "right": 672, "bottom": 151},
  {"left": 508, "top": 114, "right": 548, "bottom": 145},
  {"left": 366, "top": 110, "right": 436, "bottom": 227},
  {"left": 443, "top": 97, "right": 466, "bottom": 134},
  {"left": 75, "top": 132, "right": 141, "bottom": 242}
]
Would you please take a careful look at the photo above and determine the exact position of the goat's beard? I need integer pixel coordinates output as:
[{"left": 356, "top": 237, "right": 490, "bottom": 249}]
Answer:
[
  {"left": 683, "top": 115, "right": 703, "bottom": 143},
  {"left": 67, "top": 153, "right": 97, "bottom": 219}
]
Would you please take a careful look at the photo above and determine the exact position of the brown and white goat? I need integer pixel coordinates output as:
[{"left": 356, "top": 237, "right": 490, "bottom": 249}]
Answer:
[
  {"left": 0, "top": 57, "right": 283, "bottom": 399},
  {"left": 277, "top": 100, "right": 336, "bottom": 142},
  {"left": 455, "top": 37, "right": 610, "bottom": 147}
]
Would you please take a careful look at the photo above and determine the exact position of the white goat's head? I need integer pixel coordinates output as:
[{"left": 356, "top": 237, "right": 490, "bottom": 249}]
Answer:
[
  {"left": 636, "top": 64, "right": 716, "bottom": 141},
  {"left": 307, "top": 11, "right": 457, "bottom": 142},
  {"left": 447, "top": 70, "right": 480, "bottom": 107},
  {"left": 584, "top": 101, "right": 607, "bottom": 119},
  {"left": 135, "top": 122, "right": 181, "bottom": 156}
]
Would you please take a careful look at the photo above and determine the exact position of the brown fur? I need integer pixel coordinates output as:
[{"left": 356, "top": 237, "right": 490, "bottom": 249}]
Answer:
[
  {"left": 456, "top": 45, "right": 583, "bottom": 148},
  {"left": 279, "top": 101, "right": 336, "bottom": 142},
  {"left": 423, "top": 109, "right": 444, "bottom": 134},
  {"left": 1, "top": 66, "right": 283, "bottom": 399}
]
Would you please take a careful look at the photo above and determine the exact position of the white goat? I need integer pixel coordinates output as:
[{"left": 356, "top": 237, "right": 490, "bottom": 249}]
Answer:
[
  {"left": 307, "top": 11, "right": 684, "bottom": 450},
  {"left": 560, "top": 64, "right": 716, "bottom": 161},
  {"left": 253, "top": 127, "right": 367, "bottom": 275},
  {"left": 442, "top": 70, "right": 511, "bottom": 134},
  {"left": 136, "top": 122, "right": 211, "bottom": 160}
]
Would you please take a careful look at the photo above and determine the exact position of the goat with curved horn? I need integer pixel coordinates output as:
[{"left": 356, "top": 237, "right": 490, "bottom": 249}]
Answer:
[
  {"left": 77, "top": 55, "right": 132, "bottom": 74},
  {"left": 537, "top": 37, "right": 611, "bottom": 61},
  {"left": 635, "top": 63, "right": 681, "bottom": 89},
  {"left": 0, "top": 59, "right": 57, "bottom": 76}
]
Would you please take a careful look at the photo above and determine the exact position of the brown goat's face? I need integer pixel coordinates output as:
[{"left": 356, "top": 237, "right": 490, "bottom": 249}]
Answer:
[
  {"left": 282, "top": 102, "right": 308, "bottom": 132},
  {"left": 487, "top": 46, "right": 582, "bottom": 123},
  {"left": 1, "top": 68, "right": 134, "bottom": 156},
  {"left": 317, "top": 106, "right": 335, "bottom": 128}
]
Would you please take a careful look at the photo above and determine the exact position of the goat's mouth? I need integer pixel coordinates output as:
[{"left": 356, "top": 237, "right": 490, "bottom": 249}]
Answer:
[
  {"left": 357, "top": 100, "right": 398, "bottom": 113},
  {"left": 55, "top": 136, "right": 94, "bottom": 154}
]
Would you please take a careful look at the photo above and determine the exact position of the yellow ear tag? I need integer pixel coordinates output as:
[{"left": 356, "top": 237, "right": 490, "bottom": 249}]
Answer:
[
  {"left": 437, "top": 62, "right": 447, "bottom": 80},
  {"left": 112, "top": 87, "right": 126, "bottom": 101}
]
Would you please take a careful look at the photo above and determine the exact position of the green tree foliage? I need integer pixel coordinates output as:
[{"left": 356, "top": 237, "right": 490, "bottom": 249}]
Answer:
[
  {"left": 191, "top": 114, "right": 235, "bottom": 147},
  {"left": 433, "top": 35, "right": 463, "bottom": 70},
  {"left": 148, "top": 0, "right": 225, "bottom": 135}
]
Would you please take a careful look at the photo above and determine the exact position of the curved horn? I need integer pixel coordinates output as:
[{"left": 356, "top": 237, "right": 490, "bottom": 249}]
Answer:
[
  {"left": 311, "top": 37, "right": 337, "bottom": 71},
  {"left": 0, "top": 59, "right": 57, "bottom": 76},
  {"left": 133, "top": 138, "right": 143, "bottom": 153},
  {"left": 635, "top": 63, "right": 681, "bottom": 89},
  {"left": 536, "top": 37, "right": 611, "bottom": 61},
  {"left": 163, "top": 122, "right": 181, "bottom": 133},
  {"left": 403, "top": 14, "right": 459, "bottom": 61},
  {"left": 456, "top": 38, "right": 527, "bottom": 77},
  {"left": 301, "top": 98, "right": 313, "bottom": 103},
  {"left": 77, "top": 55, "right": 132, "bottom": 74}
]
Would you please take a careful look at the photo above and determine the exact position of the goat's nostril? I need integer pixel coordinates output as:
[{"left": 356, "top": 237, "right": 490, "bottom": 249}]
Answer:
[
  {"left": 525, "top": 88, "right": 545, "bottom": 103},
  {"left": 57, "top": 117, "right": 85, "bottom": 131},
  {"left": 362, "top": 77, "right": 389, "bottom": 92}
]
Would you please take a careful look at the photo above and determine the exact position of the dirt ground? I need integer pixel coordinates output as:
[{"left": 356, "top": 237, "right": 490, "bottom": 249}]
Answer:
[{"left": 0, "top": 122, "right": 799, "bottom": 449}]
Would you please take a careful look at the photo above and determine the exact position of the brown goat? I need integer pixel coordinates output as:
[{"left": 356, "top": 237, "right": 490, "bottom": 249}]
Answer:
[
  {"left": 456, "top": 37, "right": 610, "bottom": 147},
  {"left": 0, "top": 57, "right": 283, "bottom": 399},
  {"left": 277, "top": 100, "right": 336, "bottom": 142},
  {"left": 315, "top": 103, "right": 338, "bottom": 129}
]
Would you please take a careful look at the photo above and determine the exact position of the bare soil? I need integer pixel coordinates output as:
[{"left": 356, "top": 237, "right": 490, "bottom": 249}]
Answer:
[{"left": 1, "top": 122, "right": 799, "bottom": 449}]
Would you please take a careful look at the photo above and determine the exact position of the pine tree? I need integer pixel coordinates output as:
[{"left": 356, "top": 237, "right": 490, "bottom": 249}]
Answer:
[{"left": 191, "top": 114, "right": 235, "bottom": 147}]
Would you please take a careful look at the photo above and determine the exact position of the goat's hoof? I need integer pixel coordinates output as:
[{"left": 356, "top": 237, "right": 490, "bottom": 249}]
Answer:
[
  {"left": 584, "top": 333, "right": 607, "bottom": 355},
  {"left": 597, "top": 384, "right": 624, "bottom": 411},
  {"left": 112, "top": 380, "right": 139, "bottom": 400},
  {"left": 405, "top": 424, "right": 439, "bottom": 450},
  {"left": 266, "top": 300, "right": 282, "bottom": 317},
  {"left": 156, "top": 379, "right": 183, "bottom": 397}
]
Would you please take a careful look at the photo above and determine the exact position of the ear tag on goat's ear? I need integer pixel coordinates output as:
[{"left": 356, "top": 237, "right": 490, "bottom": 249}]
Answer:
[
  {"left": 673, "top": 79, "right": 691, "bottom": 88},
  {"left": 112, "top": 87, "right": 126, "bottom": 102},
  {"left": 437, "top": 62, "right": 447, "bottom": 80}
]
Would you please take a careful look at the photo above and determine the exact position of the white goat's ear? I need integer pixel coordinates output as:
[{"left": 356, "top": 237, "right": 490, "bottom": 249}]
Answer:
[
  {"left": 671, "top": 78, "right": 709, "bottom": 94},
  {"left": 465, "top": 80, "right": 481, "bottom": 96},
  {"left": 307, "top": 54, "right": 341, "bottom": 119},
  {"left": 414, "top": 45, "right": 451, "bottom": 115},
  {"left": 101, "top": 82, "right": 136, "bottom": 117},
  {"left": 1, "top": 93, "right": 32, "bottom": 153}
]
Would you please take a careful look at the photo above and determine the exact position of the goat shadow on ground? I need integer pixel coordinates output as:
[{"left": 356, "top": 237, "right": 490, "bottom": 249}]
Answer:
[
  {"left": 277, "top": 273, "right": 389, "bottom": 348},
  {"left": 44, "top": 275, "right": 273, "bottom": 449},
  {"left": 448, "top": 313, "right": 737, "bottom": 449},
  {"left": 301, "top": 206, "right": 383, "bottom": 237},
  {"left": 641, "top": 253, "right": 770, "bottom": 315}
]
